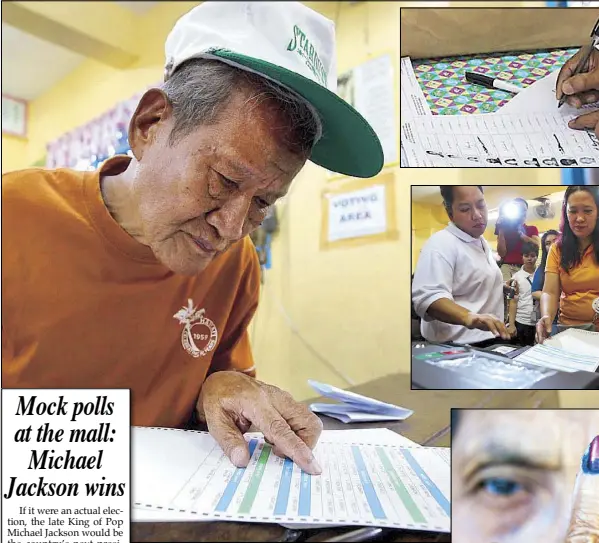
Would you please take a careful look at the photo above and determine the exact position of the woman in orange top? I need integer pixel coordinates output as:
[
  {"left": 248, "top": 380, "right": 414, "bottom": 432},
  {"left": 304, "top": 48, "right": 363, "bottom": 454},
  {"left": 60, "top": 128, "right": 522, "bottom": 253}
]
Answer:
[{"left": 536, "top": 186, "right": 599, "bottom": 343}]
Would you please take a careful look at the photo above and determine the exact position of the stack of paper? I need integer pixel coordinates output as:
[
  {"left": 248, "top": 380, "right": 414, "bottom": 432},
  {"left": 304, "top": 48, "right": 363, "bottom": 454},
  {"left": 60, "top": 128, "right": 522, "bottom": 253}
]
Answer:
[
  {"left": 514, "top": 329, "right": 599, "bottom": 373},
  {"left": 308, "top": 380, "right": 414, "bottom": 423},
  {"left": 132, "top": 427, "right": 449, "bottom": 533}
]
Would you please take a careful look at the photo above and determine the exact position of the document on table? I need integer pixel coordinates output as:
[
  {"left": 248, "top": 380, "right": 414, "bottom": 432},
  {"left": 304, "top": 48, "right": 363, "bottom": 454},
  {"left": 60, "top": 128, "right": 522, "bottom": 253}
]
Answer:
[
  {"left": 499, "top": 70, "right": 599, "bottom": 117},
  {"left": 546, "top": 328, "right": 599, "bottom": 358},
  {"left": 400, "top": 56, "right": 432, "bottom": 167},
  {"left": 132, "top": 427, "right": 450, "bottom": 532},
  {"left": 133, "top": 429, "right": 421, "bottom": 524},
  {"left": 401, "top": 110, "right": 599, "bottom": 167},
  {"left": 514, "top": 329, "right": 599, "bottom": 373}
]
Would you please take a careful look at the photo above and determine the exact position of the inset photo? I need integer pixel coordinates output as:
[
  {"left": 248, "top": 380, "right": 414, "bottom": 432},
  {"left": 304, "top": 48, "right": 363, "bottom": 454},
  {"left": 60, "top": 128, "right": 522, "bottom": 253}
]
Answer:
[
  {"left": 400, "top": 6, "right": 599, "bottom": 167},
  {"left": 411, "top": 184, "right": 599, "bottom": 390},
  {"left": 451, "top": 408, "right": 599, "bottom": 543}
]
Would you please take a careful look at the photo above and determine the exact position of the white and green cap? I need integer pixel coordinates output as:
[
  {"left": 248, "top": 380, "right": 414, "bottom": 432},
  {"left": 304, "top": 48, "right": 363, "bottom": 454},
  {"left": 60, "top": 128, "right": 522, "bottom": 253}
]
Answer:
[{"left": 164, "top": 1, "right": 384, "bottom": 178}]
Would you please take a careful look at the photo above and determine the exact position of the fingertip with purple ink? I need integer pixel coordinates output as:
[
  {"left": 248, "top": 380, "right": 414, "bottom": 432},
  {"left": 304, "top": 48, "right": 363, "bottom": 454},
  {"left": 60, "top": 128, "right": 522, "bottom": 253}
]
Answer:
[{"left": 582, "top": 435, "right": 599, "bottom": 475}]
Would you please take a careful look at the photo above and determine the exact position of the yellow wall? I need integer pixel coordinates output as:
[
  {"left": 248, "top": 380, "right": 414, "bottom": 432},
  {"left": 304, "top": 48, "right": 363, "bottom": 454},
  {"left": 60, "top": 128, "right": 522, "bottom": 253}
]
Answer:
[
  {"left": 2, "top": 135, "right": 29, "bottom": 174},
  {"left": 250, "top": 1, "right": 402, "bottom": 399}
]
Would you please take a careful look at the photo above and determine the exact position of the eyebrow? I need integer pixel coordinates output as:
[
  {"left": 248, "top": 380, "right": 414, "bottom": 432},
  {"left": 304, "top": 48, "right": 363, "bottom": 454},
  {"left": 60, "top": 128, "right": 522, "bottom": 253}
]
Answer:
[
  {"left": 462, "top": 445, "right": 562, "bottom": 481},
  {"left": 457, "top": 199, "right": 485, "bottom": 207},
  {"left": 222, "top": 157, "right": 288, "bottom": 178}
]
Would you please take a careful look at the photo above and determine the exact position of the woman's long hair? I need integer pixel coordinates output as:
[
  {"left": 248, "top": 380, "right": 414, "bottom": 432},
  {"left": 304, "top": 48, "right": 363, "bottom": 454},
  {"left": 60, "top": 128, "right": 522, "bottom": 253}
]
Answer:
[{"left": 557, "top": 186, "right": 599, "bottom": 273}]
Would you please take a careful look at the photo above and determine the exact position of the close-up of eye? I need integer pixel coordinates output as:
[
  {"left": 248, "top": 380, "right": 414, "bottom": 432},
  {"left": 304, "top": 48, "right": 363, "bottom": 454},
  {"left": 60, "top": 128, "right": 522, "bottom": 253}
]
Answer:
[
  {"left": 468, "top": 470, "right": 538, "bottom": 511},
  {"left": 254, "top": 197, "right": 271, "bottom": 209},
  {"left": 217, "top": 172, "right": 238, "bottom": 190},
  {"left": 479, "top": 477, "right": 524, "bottom": 497}
]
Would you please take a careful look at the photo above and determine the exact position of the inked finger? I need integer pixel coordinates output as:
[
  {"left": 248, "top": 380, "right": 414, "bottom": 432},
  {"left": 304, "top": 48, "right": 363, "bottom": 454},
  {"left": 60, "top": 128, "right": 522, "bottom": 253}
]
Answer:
[{"left": 565, "top": 436, "right": 599, "bottom": 543}]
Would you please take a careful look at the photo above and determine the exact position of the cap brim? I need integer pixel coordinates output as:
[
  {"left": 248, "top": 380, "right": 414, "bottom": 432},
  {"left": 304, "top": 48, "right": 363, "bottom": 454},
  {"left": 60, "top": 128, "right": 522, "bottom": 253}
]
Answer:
[{"left": 209, "top": 49, "right": 384, "bottom": 178}]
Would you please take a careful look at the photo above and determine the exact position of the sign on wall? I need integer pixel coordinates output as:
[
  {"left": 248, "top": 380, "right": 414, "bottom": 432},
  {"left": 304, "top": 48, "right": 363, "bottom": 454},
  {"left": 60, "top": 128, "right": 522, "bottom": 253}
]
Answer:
[
  {"left": 2, "top": 94, "right": 27, "bottom": 137},
  {"left": 321, "top": 173, "right": 398, "bottom": 250}
]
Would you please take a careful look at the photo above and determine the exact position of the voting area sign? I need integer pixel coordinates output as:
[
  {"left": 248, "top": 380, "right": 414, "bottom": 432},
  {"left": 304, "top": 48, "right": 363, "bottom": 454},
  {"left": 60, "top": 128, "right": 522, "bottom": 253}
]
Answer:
[{"left": 321, "top": 173, "right": 398, "bottom": 250}]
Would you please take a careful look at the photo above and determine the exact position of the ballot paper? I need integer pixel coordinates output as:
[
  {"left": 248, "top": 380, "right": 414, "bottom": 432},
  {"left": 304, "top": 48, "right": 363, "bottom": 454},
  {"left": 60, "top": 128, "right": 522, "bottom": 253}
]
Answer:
[
  {"left": 400, "top": 57, "right": 432, "bottom": 167},
  {"left": 308, "top": 380, "right": 414, "bottom": 423},
  {"left": 400, "top": 57, "right": 432, "bottom": 121},
  {"left": 133, "top": 429, "right": 422, "bottom": 524},
  {"left": 514, "top": 329, "right": 599, "bottom": 373},
  {"left": 401, "top": 110, "right": 599, "bottom": 167},
  {"left": 132, "top": 427, "right": 450, "bottom": 532},
  {"left": 499, "top": 70, "right": 599, "bottom": 117}
]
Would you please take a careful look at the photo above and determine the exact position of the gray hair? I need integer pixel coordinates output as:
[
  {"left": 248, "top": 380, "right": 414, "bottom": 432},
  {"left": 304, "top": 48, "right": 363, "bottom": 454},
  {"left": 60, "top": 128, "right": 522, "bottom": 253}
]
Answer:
[{"left": 162, "top": 58, "right": 323, "bottom": 156}]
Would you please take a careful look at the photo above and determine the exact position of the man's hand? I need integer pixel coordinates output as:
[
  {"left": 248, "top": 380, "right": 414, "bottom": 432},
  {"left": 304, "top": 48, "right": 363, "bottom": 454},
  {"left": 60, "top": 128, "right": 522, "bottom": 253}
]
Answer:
[
  {"left": 503, "top": 279, "right": 519, "bottom": 296},
  {"left": 197, "top": 371, "right": 323, "bottom": 474},
  {"left": 557, "top": 47, "right": 599, "bottom": 137},
  {"left": 569, "top": 110, "right": 599, "bottom": 138},
  {"left": 464, "top": 312, "right": 510, "bottom": 340},
  {"left": 535, "top": 315, "right": 553, "bottom": 344},
  {"left": 557, "top": 47, "right": 599, "bottom": 107},
  {"left": 507, "top": 323, "right": 517, "bottom": 338}
]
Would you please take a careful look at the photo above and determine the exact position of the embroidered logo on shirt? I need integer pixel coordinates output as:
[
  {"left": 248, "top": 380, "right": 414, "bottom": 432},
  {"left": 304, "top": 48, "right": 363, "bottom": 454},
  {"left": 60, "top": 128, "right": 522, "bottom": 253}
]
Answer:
[{"left": 173, "top": 299, "right": 218, "bottom": 358}]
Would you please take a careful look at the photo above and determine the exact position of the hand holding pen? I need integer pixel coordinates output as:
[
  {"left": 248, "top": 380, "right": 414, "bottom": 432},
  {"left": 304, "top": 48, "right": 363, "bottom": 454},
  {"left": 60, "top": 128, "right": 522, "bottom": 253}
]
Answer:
[{"left": 556, "top": 17, "right": 599, "bottom": 137}]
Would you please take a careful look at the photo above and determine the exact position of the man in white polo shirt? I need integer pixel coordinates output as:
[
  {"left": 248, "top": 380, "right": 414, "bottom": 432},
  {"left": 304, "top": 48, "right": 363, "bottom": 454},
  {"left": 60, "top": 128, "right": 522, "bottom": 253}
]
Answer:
[{"left": 412, "top": 186, "right": 511, "bottom": 345}]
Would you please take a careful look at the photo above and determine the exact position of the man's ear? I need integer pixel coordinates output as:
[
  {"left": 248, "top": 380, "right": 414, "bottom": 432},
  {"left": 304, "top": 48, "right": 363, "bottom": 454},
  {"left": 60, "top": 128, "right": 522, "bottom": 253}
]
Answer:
[{"left": 128, "top": 89, "right": 173, "bottom": 161}]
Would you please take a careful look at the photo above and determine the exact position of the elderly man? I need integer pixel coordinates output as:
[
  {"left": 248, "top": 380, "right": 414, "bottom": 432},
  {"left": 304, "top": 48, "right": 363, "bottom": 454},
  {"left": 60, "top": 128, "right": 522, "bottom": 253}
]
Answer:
[{"left": 1, "top": 2, "right": 383, "bottom": 475}]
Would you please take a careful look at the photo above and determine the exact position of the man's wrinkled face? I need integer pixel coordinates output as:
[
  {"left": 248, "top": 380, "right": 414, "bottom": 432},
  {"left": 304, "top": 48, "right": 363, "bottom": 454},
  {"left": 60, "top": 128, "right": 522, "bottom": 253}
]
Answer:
[
  {"left": 452, "top": 410, "right": 599, "bottom": 543},
  {"left": 129, "top": 88, "right": 307, "bottom": 275}
]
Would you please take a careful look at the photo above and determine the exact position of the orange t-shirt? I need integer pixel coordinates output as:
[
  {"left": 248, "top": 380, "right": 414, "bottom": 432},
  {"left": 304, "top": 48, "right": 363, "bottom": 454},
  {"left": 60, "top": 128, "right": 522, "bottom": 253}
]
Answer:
[
  {"left": 2, "top": 156, "right": 260, "bottom": 428},
  {"left": 545, "top": 242, "right": 599, "bottom": 327}
]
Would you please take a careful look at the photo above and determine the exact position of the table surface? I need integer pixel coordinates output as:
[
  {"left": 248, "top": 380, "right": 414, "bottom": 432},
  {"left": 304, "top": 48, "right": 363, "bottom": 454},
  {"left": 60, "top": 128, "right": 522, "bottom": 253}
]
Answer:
[{"left": 132, "top": 373, "right": 559, "bottom": 542}]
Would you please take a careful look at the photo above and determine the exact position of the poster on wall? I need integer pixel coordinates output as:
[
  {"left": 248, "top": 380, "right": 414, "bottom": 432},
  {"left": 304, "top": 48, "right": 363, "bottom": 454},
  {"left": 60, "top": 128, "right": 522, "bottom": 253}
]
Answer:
[
  {"left": 327, "top": 53, "right": 398, "bottom": 179},
  {"left": 321, "top": 173, "right": 398, "bottom": 249},
  {"left": 353, "top": 54, "right": 398, "bottom": 167},
  {"left": 2, "top": 94, "right": 27, "bottom": 137},
  {"left": 327, "top": 185, "right": 387, "bottom": 242}
]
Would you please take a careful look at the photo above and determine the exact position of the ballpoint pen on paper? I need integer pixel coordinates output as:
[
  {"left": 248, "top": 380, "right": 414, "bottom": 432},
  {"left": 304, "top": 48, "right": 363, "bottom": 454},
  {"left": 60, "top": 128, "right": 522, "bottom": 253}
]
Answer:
[
  {"left": 558, "top": 17, "right": 599, "bottom": 108},
  {"left": 465, "top": 71, "right": 522, "bottom": 94}
]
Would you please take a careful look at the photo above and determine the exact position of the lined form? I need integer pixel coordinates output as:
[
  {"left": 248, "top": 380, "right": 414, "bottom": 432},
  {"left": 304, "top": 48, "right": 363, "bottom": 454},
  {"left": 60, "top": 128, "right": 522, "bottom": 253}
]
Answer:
[
  {"left": 514, "top": 329, "right": 599, "bottom": 373},
  {"left": 132, "top": 427, "right": 450, "bottom": 532},
  {"left": 401, "top": 111, "right": 599, "bottom": 167}
]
